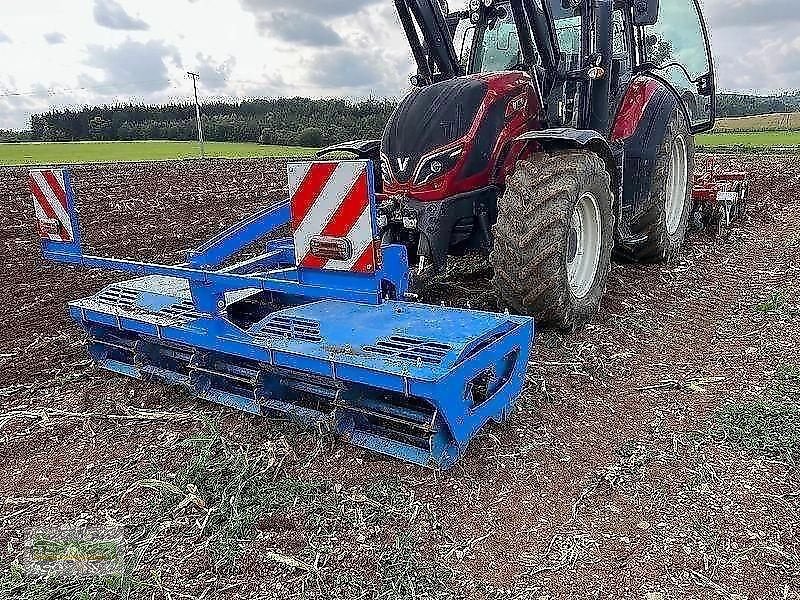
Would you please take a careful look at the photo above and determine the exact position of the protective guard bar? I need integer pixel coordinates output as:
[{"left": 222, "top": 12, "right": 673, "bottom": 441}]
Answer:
[{"left": 29, "top": 163, "right": 410, "bottom": 312}]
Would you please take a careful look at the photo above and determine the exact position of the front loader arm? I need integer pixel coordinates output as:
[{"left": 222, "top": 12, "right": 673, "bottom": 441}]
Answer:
[{"left": 395, "top": 0, "right": 461, "bottom": 84}]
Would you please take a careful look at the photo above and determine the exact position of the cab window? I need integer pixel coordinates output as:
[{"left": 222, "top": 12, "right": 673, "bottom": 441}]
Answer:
[
  {"left": 454, "top": 1, "right": 583, "bottom": 74},
  {"left": 643, "top": 0, "right": 713, "bottom": 130},
  {"left": 555, "top": 15, "right": 581, "bottom": 71},
  {"left": 612, "top": 10, "right": 627, "bottom": 55},
  {"left": 475, "top": 6, "right": 523, "bottom": 72},
  {"left": 454, "top": 19, "right": 476, "bottom": 72}
]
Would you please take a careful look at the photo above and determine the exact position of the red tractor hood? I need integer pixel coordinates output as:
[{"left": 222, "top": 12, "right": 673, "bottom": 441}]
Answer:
[{"left": 382, "top": 72, "right": 542, "bottom": 202}]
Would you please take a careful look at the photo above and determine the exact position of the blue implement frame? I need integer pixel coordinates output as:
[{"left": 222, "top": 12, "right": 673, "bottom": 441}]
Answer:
[{"left": 32, "top": 161, "right": 535, "bottom": 469}]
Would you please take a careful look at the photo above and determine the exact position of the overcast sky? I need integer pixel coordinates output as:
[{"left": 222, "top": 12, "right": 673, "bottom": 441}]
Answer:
[{"left": 0, "top": 0, "right": 797, "bottom": 129}]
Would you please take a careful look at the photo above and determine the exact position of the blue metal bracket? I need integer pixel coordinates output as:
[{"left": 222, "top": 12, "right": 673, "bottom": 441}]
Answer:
[{"left": 187, "top": 202, "right": 291, "bottom": 269}]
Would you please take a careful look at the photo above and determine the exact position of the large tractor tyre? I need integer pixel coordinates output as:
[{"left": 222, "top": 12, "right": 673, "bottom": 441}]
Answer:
[
  {"left": 490, "top": 150, "right": 615, "bottom": 331},
  {"left": 620, "top": 107, "right": 695, "bottom": 263}
]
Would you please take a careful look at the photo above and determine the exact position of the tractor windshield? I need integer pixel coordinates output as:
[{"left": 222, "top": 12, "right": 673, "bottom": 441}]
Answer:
[{"left": 454, "top": 0, "right": 581, "bottom": 74}]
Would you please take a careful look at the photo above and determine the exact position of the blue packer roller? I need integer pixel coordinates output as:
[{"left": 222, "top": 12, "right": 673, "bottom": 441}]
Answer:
[{"left": 28, "top": 160, "right": 534, "bottom": 469}]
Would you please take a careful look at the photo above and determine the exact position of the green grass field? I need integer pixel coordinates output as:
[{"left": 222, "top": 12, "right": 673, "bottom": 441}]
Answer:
[
  {"left": 697, "top": 130, "right": 800, "bottom": 149},
  {"left": 702, "top": 111, "right": 800, "bottom": 150},
  {"left": 2, "top": 130, "right": 798, "bottom": 166},
  {"left": 0, "top": 141, "right": 316, "bottom": 166}
]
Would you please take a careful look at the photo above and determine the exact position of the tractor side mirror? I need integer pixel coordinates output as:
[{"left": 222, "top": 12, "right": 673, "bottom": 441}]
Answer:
[{"left": 631, "top": 0, "right": 659, "bottom": 26}]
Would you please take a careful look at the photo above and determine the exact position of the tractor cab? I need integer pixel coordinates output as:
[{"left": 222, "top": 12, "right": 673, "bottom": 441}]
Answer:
[
  {"left": 449, "top": 2, "right": 610, "bottom": 130},
  {"left": 449, "top": 2, "right": 582, "bottom": 78},
  {"left": 397, "top": 0, "right": 715, "bottom": 134}
]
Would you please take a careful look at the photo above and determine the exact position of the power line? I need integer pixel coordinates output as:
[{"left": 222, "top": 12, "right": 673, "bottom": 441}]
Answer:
[{"left": 0, "top": 73, "right": 321, "bottom": 100}]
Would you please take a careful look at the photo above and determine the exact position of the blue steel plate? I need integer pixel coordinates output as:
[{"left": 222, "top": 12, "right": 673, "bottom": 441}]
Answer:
[
  {"left": 70, "top": 275, "right": 531, "bottom": 383},
  {"left": 256, "top": 299, "right": 523, "bottom": 377}
]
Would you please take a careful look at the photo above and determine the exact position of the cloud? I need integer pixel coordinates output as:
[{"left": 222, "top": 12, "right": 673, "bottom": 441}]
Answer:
[
  {"left": 238, "top": 0, "right": 411, "bottom": 91},
  {"left": 255, "top": 11, "right": 343, "bottom": 46},
  {"left": 246, "top": 72, "right": 290, "bottom": 96},
  {"left": 714, "top": 32, "right": 800, "bottom": 91},
  {"left": 0, "top": 31, "right": 10, "bottom": 43},
  {"left": 0, "top": 95, "right": 42, "bottom": 130},
  {"left": 83, "top": 39, "right": 180, "bottom": 93},
  {"left": 192, "top": 54, "right": 236, "bottom": 90},
  {"left": 43, "top": 32, "right": 67, "bottom": 45},
  {"left": 240, "top": 0, "right": 381, "bottom": 18},
  {"left": 702, "top": 0, "right": 800, "bottom": 93},
  {"left": 240, "top": 0, "right": 383, "bottom": 45},
  {"left": 93, "top": 0, "right": 150, "bottom": 31},
  {"left": 307, "top": 48, "right": 394, "bottom": 90},
  {"left": 705, "top": 0, "right": 800, "bottom": 28}
]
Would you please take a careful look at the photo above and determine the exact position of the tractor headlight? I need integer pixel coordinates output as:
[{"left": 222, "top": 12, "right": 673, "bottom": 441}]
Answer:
[{"left": 414, "top": 146, "right": 463, "bottom": 186}]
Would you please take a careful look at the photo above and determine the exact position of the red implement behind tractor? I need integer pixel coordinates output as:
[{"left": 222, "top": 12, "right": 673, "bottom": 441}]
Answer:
[{"left": 692, "top": 157, "right": 749, "bottom": 236}]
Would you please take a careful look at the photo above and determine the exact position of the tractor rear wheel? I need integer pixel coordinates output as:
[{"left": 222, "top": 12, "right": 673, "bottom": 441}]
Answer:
[
  {"left": 490, "top": 150, "right": 615, "bottom": 330},
  {"left": 620, "top": 107, "right": 695, "bottom": 262}
]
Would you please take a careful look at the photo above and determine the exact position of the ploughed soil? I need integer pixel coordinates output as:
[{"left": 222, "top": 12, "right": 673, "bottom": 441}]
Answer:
[{"left": 0, "top": 155, "right": 798, "bottom": 600}]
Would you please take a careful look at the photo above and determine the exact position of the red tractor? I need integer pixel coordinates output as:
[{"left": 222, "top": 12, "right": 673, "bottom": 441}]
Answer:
[{"left": 319, "top": 0, "right": 718, "bottom": 329}]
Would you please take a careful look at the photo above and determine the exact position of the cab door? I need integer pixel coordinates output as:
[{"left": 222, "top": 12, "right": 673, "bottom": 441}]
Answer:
[{"left": 636, "top": 0, "right": 715, "bottom": 133}]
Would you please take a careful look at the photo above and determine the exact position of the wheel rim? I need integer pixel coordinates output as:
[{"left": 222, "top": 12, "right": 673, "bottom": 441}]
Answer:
[
  {"left": 665, "top": 134, "right": 688, "bottom": 236},
  {"left": 567, "top": 192, "right": 602, "bottom": 299}
]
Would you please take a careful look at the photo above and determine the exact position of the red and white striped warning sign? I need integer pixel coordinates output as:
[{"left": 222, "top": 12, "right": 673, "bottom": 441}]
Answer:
[
  {"left": 29, "top": 169, "right": 75, "bottom": 242},
  {"left": 288, "top": 161, "right": 378, "bottom": 273}
]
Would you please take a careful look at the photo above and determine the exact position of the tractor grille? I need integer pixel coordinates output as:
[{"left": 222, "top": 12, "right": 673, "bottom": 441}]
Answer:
[
  {"left": 362, "top": 336, "right": 451, "bottom": 366},
  {"left": 256, "top": 316, "right": 322, "bottom": 343}
]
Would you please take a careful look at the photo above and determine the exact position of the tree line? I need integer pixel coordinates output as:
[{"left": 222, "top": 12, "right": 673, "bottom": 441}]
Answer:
[
  {"left": 1, "top": 92, "right": 799, "bottom": 145},
  {"left": 717, "top": 92, "right": 800, "bottom": 118},
  {"left": 1, "top": 98, "right": 398, "bottom": 147}
]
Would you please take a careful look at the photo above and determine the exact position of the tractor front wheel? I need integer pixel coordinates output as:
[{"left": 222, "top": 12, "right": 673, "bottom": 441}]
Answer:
[{"left": 490, "top": 150, "right": 615, "bottom": 330}]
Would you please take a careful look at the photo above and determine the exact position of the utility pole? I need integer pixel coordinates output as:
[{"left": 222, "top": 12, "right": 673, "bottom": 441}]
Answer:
[{"left": 187, "top": 71, "right": 205, "bottom": 158}]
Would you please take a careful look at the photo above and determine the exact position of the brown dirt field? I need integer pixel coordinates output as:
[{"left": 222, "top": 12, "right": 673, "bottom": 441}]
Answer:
[{"left": 0, "top": 155, "right": 798, "bottom": 600}]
